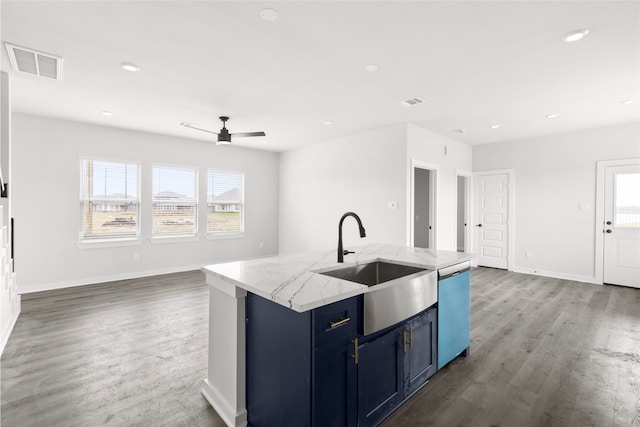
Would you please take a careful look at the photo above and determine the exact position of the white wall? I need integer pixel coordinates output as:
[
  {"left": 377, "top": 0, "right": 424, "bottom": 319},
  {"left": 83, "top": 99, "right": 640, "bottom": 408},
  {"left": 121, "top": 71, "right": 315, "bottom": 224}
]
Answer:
[
  {"left": 12, "top": 114, "right": 279, "bottom": 292},
  {"left": 407, "top": 124, "right": 473, "bottom": 251},
  {"left": 279, "top": 125, "right": 407, "bottom": 255},
  {"left": 1, "top": 71, "right": 19, "bottom": 354},
  {"left": 473, "top": 122, "right": 640, "bottom": 282}
]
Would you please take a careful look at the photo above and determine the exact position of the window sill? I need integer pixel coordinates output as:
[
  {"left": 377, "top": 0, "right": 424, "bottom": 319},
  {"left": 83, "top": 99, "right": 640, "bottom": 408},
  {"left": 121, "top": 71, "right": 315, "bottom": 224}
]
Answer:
[
  {"left": 150, "top": 235, "right": 201, "bottom": 244},
  {"left": 77, "top": 238, "right": 142, "bottom": 249},
  {"left": 206, "top": 232, "right": 245, "bottom": 241}
]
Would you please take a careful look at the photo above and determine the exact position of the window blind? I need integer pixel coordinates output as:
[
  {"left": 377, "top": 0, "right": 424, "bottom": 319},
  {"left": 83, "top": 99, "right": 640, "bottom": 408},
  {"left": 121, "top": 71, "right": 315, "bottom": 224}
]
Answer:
[
  {"left": 207, "top": 170, "right": 243, "bottom": 234},
  {"left": 152, "top": 166, "right": 198, "bottom": 236},
  {"left": 80, "top": 159, "right": 139, "bottom": 240}
]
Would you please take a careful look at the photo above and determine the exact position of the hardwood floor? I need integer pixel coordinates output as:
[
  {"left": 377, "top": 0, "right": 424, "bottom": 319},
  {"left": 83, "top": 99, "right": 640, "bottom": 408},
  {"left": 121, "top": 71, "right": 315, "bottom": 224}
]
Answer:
[
  {"left": 385, "top": 267, "right": 640, "bottom": 427},
  {"left": 1, "top": 271, "right": 226, "bottom": 427},
  {"left": 2, "top": 268, "right": 639, "bottom": 426}
]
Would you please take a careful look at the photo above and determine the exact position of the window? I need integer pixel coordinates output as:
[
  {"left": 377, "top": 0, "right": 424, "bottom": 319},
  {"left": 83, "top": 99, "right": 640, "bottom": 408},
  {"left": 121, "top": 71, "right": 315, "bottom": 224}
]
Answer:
[
  {"left": 152, "top": 165, "right": 198, "bottom": 237},
  {"left": 208, "top": 170, "right": 244, "bottom": 234},
  {"left": 615, "top": 172, "right": 640, "bottom": 228},
  {"left": 80, "top": 159, "right": 139, "bottom": 240}
]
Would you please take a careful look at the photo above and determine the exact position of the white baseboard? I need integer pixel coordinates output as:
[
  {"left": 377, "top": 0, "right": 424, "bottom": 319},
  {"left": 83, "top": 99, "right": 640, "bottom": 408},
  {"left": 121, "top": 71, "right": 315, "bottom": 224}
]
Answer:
[
  {"left": 18, "top": 253, "right": 277, "bottom": 294},
  {"left": 202, "top": 379, "right": 247, "bottom": 427},
  {"left": 511, "top": 266, "right": 600, "bottom": 285},
  {"left": 18, "top": 264, "right": 205, "bottom": 294},
  {"left": 1, "top": 296, "right": 20, "bottom": 356}
]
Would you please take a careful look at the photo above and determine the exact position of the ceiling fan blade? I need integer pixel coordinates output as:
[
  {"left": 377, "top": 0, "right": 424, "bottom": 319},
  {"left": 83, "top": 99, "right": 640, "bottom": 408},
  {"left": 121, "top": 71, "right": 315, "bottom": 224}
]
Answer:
[
  {"left": 231, "top": 131, "right": 266, "bottom": 138},
  {"left": 180, "top": 122, "right": 219, "bottom": 135}
]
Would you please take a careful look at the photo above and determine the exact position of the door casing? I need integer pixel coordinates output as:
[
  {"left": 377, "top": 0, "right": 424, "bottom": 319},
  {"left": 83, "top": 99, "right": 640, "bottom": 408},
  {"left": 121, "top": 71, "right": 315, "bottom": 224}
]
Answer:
[{"left": 595, "top": 158, "right": 640, "bottom": 285}]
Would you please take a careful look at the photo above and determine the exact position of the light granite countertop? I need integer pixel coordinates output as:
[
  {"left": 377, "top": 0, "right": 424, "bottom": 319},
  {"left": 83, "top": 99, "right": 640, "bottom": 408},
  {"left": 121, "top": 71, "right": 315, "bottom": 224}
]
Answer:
[{"left": 202, "top": 243, "right": 473, "bottom": 312}]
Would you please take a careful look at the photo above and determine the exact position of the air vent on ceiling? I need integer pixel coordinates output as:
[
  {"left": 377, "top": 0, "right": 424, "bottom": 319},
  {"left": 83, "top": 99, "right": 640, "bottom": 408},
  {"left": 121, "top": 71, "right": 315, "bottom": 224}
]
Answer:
[
  {"left": 399, "top": 97, "right": 425, "bottom": 107},
  {"left": 4, "top": 43, "right": 63, "bottom": 80}
]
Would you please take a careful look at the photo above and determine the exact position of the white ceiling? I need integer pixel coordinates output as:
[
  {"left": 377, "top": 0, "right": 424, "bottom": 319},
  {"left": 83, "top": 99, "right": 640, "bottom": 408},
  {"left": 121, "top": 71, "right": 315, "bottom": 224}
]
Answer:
[{"left": 1, "top": 1, "right": 638, "bottom": 152}]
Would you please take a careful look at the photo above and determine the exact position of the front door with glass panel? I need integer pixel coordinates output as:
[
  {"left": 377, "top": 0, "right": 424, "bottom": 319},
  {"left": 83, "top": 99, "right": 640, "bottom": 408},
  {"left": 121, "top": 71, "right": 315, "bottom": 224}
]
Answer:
[{"left": 604, "top": 164, "right": 640, "bottom": 288}]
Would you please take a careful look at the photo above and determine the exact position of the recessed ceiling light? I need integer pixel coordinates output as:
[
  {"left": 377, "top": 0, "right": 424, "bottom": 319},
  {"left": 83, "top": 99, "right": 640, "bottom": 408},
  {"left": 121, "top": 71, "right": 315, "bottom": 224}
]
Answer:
[
  {"left": 260, "top": 8, "right": 279, "bottom": 21},
  {"left": 546, "top": 114, "right": 560, "bottom": 119},
  {"left": 563, "top": 29, "right": 590, "bottom": 42},
  {"left": 323, "top": 120, "right": 333, "bottom": 125},
  {"left": 620, "top": 99, "right": 635, "bottom": 105},
  {"left": 120, "top": 62, "right": 140, "bottom": 72},
  {"left": 364, "top": 64, "right": 379, "bottom": 72},
  {"left": 101, "top": 111, "right": 113, "bottom": 116},
  {"left": 453, "top": 129, "right": 466, "bottom": 133},
  {"left": 489, "top": 124, "right": 501, "bottom": 129}
]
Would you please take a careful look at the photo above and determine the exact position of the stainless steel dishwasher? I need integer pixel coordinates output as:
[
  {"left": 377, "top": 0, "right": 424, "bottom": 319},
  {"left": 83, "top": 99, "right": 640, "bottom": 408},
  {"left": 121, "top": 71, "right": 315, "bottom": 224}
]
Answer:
[{"left": 437, "top": 260, "right": 471, "bottom": 369}]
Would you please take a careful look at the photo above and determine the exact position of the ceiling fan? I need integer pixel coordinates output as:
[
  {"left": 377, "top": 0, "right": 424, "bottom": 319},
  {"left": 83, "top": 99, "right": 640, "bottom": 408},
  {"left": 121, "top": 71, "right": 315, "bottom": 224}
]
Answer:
[{"left": 180, "top": 116, "right": 266, "bottom": 145}]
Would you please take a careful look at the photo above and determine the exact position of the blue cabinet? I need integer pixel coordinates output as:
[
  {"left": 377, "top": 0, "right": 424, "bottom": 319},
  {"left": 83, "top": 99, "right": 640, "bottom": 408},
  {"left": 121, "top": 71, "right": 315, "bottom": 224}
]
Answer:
[
  {"left": 405, "top": 307, "right": 437, "bottom": 396},
  {"left": 357, "top": 306, "right": 437, "bottom": 427},
  {"left": 437, "top": 267, "right": 470, "bottom": 369},
  {"left": 246, "top": 292, "right": 438, "bottom": 427},
  {"left": 312, "top": 334, "right": 358, "bottom": 426},
  {"left": 246, "top": 292, "right": 312, "bottom": 427},
  {"left": 357, "top": 324, "right": 405, "bottom": 427},
  {"left": 246, "top": 293, "right": 358, "bottom": 427}
]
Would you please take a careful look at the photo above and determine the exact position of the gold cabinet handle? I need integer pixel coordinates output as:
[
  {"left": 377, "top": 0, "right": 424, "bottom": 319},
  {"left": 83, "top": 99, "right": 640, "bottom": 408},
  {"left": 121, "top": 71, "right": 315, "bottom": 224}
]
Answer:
[
  {"left": 401, "top": 330, "right": 407, "bottom": 353},
  {"left": 352, "top": 338, "right": 359, "bottom": 364},
  {"left": 409, "top": 327, "right": 413, "bottom": 349},
  {"left": 329, "top": 317, "right": 351, "bottom": 328}
]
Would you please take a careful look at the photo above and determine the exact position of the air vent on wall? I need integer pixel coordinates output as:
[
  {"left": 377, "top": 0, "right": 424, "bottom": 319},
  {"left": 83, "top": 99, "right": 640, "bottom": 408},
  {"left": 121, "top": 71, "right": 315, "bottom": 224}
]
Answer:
[
  {"left": 400, "top": 97, "right": 425, "bottom": 107},
  {"left": 4, "top": 43, "right": 63, "bottom": 80}
]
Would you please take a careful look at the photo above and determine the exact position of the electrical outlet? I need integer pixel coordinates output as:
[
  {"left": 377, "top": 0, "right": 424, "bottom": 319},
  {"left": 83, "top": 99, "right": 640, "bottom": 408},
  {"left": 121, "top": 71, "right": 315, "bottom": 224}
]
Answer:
[
  {"left": 388, "top": 201, "right": 398, "bottom": 210},
  {"left": 525, "top": 251, "right": 533, "bottom": 259},
  {"left": 133, "top": 253, "right": 140, "bottom": 261},
  {"left": 259, "top": 242, "right": 264, "bottom": 249}
]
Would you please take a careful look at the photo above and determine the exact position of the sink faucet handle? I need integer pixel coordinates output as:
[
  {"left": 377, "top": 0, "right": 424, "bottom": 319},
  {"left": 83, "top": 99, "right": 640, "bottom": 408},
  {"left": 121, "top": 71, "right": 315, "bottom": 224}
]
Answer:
[{"left": 343, "top": 250, "right": 355, "bottom": 256}]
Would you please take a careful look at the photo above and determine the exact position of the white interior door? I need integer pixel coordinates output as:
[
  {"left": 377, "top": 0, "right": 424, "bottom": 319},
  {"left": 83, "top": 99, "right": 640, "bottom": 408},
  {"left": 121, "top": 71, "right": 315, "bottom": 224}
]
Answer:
[
  {"left": 475, "top": 172, "right": 510, "bottom": 269},
  {"left": 604, "top": 164, "right": 640, "bottom": 288}
]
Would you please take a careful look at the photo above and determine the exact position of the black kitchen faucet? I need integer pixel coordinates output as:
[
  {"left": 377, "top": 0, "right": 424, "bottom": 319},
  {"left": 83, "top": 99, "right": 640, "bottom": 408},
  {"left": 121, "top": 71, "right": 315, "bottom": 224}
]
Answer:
[{"left": 337, "top": 212, "right": 366, "bottom": 262}]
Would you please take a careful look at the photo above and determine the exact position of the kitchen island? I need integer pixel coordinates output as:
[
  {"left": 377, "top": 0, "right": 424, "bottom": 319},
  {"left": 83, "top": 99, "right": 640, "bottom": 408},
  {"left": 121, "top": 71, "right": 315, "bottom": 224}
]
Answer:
[{"left": 201, "top": 243, "right": 472, "bottom": 427}]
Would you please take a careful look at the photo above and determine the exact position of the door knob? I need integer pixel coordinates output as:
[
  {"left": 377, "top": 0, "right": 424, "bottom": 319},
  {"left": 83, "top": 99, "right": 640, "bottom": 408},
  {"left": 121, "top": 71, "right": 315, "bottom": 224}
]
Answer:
[
  {"left": 606, "top": 221, "right": 612, "bottom": 225},
  {"left": 476, "top": 224, "right": 482, "bottom": 227},
  {"left": 605, "top": 229, "right": 612, "bottom": 233}
]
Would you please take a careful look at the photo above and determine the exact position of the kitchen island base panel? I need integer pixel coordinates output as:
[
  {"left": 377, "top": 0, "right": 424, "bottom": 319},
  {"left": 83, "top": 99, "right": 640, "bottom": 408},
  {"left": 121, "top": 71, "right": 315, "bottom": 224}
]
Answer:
[
  {"left": 202, "top": 379, "right": 247, "bottom": 427},
  {"left": 202, "top": 277, "right": 247, "bottom": 427}
]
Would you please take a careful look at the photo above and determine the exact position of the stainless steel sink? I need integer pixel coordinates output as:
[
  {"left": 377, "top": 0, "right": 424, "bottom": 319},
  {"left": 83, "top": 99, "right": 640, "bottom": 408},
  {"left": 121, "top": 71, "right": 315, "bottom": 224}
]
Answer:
[
  {"left": 318, "top": 261, "right": 426, "bottom": 286},
  {"left": 317, "top": 260, "right": 438, "bottom": 335}
]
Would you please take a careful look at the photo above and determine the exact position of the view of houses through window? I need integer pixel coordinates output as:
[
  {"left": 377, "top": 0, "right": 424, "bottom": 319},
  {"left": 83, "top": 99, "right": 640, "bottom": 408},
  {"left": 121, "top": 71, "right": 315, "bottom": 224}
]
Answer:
[
  {"left": 80, "top": 159, "right": 244, "bottom": 241},
  {"left": 80, "top": 159, "right": 140, "bottom": 240},
  {"left": 208, "top": 170, "right": 243, "bottom": 234},
  {"left": 152, "top": 165, "right": 198, "bottom": 236}
]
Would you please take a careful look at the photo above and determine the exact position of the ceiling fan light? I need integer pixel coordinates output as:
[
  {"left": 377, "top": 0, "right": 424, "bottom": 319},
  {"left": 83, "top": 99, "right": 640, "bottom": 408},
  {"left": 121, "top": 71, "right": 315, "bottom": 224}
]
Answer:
[{"left": 216, "top": 140, "right": 232, "bottom": 146}]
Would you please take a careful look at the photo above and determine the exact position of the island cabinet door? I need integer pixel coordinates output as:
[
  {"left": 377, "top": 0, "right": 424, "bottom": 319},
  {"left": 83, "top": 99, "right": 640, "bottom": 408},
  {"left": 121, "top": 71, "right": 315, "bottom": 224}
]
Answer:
[
  {"left": 404, "top": 306, "right": 438, "bottom": 396},
  {"left": 312, "top": 333, "right": 358, "bottom": 427},
  {"left": 357, "top": 325, "right": 405, "bottom": 427}
]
